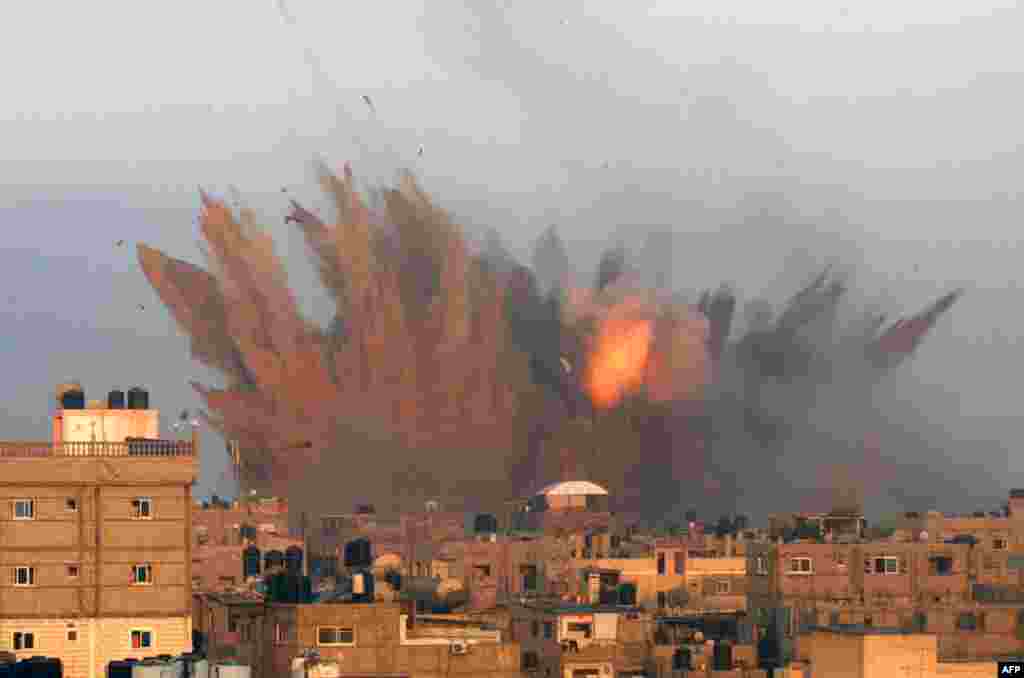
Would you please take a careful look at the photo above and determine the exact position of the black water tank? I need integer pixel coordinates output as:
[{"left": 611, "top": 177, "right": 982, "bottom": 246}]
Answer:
[
  {"left": 15, "top": 657, "right": 62, "bottom": 678},
  {"left": 285, "top": 546, "right": 304, "bottom": 575},
  {"left": 243, "top": 545, "right": 261, "bottom": 579},
  {"left": 344, "top": 538, "right": 372, "bottom": 568},
  {"left": 127, "top": 387, "right": 149, "bottom": 410},
  {"left": 264, "top": 550, "right": 285, "bottom": 571},
  {"left": 474, "top": 513, "right": 499, "bottom": 534},
  {"left": 61, "top": 389, "right": 85, "bottom": 410},
  {"left": 107, "top": 390, "right": 125, "bottom": 409}
]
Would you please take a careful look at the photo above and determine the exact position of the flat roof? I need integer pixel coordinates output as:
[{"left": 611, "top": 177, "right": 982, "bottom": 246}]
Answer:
[{"left": 810, "top": 625, "right": 930, "bottom": 636}]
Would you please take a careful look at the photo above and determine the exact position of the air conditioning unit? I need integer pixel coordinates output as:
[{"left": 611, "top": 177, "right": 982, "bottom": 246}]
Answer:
[{"left": 449, "top": 641, "right": 468, "bottom": 655}]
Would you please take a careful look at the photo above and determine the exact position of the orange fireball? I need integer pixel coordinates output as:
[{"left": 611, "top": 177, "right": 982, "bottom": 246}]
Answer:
[{"left": 585, "top": 305, "right": 654, "bottom": 409}]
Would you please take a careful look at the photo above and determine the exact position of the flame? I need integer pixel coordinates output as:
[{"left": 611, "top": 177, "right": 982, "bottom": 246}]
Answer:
[{"left": 585, "top": 300, "right": 655, "bottom": 409}]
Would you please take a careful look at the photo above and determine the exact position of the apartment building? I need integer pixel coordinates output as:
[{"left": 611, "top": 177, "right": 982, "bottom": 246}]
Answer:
[
  {"left": 191, "top": 498, "right": 300, "bottom": 592},
  {"left": 747, "top": 524, "right": 1024, "bottom": 665},
  {"left": 0, "top": 387, "right": 197, "bottom": 678},
  {"left": 206, "top": 601, "right": 521, "bottom": 678},
  {"left": 512, "top": 603, "right": 650, "bottom": 678}
]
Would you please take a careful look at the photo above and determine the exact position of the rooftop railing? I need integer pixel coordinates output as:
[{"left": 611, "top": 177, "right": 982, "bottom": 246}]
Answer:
[{"left": 0, "top": 440, "right": 195, "bottom": 458}]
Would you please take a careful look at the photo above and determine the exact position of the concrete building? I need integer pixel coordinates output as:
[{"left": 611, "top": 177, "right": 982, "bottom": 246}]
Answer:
[
  {"left": 798, "top": 625, "right": 997, "bottom": 678},
  {"left": 747, "top": 496, "right": 1024, "bottom": 667},
  {"left": 0, "top": 389, "right": 197, "bottom": 678},
  {"left": 195, "top": 598, "right": 521, "bottom": 678},
  {"left": 512, "top": 603, "right": 650, "bottom": 678}
]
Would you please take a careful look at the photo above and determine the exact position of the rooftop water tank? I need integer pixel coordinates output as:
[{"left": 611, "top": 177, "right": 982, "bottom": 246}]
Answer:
[
  {"left": 127, "top": 387, "right": 149, "bottom": 410},
  {"left": 14, "top": 657, "right": 62, "bottom": 678},
  {"left": 243, "top": 545, "right": 261, "bottom": 580},
  {"left": 59, "top": 385, "right": 85, "bottom": 410},
  {"left": 211, "top": 663, "right": 250, "bottom": 678},
  {"left": 285, "top": 546, "right": 304, "bottom": 575},
  {"left": 107, "top": 660, "right": 137, "bottom": 678},
  {"left": 474, "top": 513, "right": 498, "bottom": 534},
  {"left": 108, "top": 389, "right": 126, "bottom": 409},
  {"left": 344, "top": 538, "right": 372, "bottom": 569}
]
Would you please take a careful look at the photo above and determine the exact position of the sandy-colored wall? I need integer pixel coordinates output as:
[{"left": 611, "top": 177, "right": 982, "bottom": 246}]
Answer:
[
  {"left": 0, "top": 615, "right": 189, "bottom": 678},
  {"left": 936, "top": 660, "right": 1000, "bottom": 677},
  {"left": 59, "top": 411, "right": 159, "bottom": 444}
]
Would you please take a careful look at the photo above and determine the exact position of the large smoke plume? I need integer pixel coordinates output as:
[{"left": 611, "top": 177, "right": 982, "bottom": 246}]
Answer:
[{"left": 138, "top": 162, "right": 961, "bottom": 521}]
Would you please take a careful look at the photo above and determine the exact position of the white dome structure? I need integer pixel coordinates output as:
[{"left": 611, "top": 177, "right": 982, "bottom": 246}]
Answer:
[
  {"left": 530, "top": 480, "right": 610, "bottom": 513},
  {"left": 537, "top": 480, "right": 609, "bottom": 497}
]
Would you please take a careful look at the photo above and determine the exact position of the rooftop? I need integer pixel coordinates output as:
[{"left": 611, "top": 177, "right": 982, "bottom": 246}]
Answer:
[
  {"left": 810, "top": 625, "right": 929, "bottom": 636},
  {"left": 536, "top": 480, "right": 609, "bottom": 497}
]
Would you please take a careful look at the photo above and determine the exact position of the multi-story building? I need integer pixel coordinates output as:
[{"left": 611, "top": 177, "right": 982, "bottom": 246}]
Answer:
[
  {"left": 0, "top": 386, "right": 197, "bottom": 678},
  {"left": 748, "top": 491, "right": 1024, "bottom": 667},
  {"left": 512, "top": 602, "right": 650, "bottom": 678}
]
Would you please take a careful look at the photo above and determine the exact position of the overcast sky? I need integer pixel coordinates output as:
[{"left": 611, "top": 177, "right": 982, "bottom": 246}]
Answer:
[{"left": 1, "top": 1, "right": 1021, "bottom": 511}]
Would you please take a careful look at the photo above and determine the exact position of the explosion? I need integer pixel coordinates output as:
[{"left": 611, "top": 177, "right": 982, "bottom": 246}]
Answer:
[
  {"left": 138, "top": 162, "right": 962, "bottom": 519},
  {"left": 584, "top": 298, "right": 654, "bottom": 409}
]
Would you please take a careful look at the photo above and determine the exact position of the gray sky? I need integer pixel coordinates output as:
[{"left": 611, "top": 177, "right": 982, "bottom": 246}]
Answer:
[{"left": 1, "top": 1, "right": 1021, "bottom": 510}]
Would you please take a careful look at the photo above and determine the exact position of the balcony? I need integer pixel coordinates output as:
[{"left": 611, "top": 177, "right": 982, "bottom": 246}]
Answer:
[{"left": 0, "top": 440, "right": 195, "bottom": 458}]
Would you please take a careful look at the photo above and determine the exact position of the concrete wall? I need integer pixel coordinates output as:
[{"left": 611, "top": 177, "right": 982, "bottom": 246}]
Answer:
[
  {"left": 0, "top": 615, "right": 189, "bottom": 678},
  {"left": 58, "top": 410, "right": 159, "bottom": 444},
  {"left": 261, "top": 603, "right": 521, "bottom": 678}
]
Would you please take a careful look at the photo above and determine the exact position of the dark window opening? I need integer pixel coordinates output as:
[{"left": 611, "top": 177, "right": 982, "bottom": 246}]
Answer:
[
  {"left": 929, "top": 556, "right": 954, "bottom": 576},
  {"left": 657, "top": 553, "right": 666, "bottom": 575}
]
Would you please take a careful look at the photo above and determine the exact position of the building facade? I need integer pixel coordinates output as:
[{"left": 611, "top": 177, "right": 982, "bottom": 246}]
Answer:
[{"left": 0, "top": 400, "right": 196, "bottom": 678}]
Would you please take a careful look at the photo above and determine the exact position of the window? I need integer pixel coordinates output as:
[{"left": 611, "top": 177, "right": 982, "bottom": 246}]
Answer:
[
  {"left": 994, "top": 538, "right": 1008, "bottom": 550},
  {"left": 13, "top": 632, "right": 34, "bottom": 650},
  {"left": 531, "top": 620, "right": 540, "bottom": 637},
  {"left": 13, "top": 499, "right": 34, "bottom": 520},
  {"left": 65, "top": 498, "right": 78, "bottom": 512},
  {"left": 788, "top": 558, "right": 813, "bottom": 574},
  {"left": 67, "top": 627, "right": 78, "bottom": 642},
  {"left": 657, "top": 591, "right": 667, "bottom": 608},
  {"left": 929, "top": 556, "right": 954, "bottom": 576},
  {"left": 714, "top": 579, "right": 731, "bottom": 594},
  {"left": 316, "top": 626, "right": 354, "bottom": 646},
  {"left": 543, "top": 622, "right": 554, "bottom": 639},
  {"left": 566, "top": 622, "right": 592, "bottom": 638},
  {"left": 131, "top": 498, "right": 152, "bottom": 519},
  {"left": 657, "top": 553, "right": 666, "bottom": 575},
  {"left": 131, "top": 564, "right": 153, "bottom": 585},
  {"left": 67, "top": 565, "right": 80, "bottom": 579},
  {"left": 957, "top": 613, "right": 977, "bottom": 631},
  {"left": 871, "top": 556, "right": 899, "bottom": 575},
  {"left": 130, "top": 630, "right": 152, "bottom": 649},
  {"left": 675, "top": 551, "right": 685, "bottom": 575},
  {"left": 522, "top": 651, "right": 540, "bottom": 669},
  {"left": 13, "top": 567, "right": 35, "bottom": 586},
  {"left": 274, "top": 624, "right": 286, "bottom": 644},
  {"left": 755, "top": 555, "right": 769, "bottom": 575},
  {"left": 228, "top": 615, "right": 238, "bottom": 633},
  {"left": 911, "top": 612, "right": 927, "bottom": 632},
  {"left": 829, "top": 611, "right": 840, "bottom": 626}
]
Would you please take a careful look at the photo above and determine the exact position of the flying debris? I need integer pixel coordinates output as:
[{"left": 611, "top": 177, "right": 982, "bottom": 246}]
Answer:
[
  {"left": 137, "top": 304, "right": 145, "bottom": 311},
  {"left": 116, "top": 240, "right": 125, "bottom": 247},
  {"left": 362, "top": 95, "right": 376, "bottom": 113},
  {"left": 417, "top": 144, "right": 424, "bottom": 157},
  {"left": 137, "top": 162, "right": 964, "bottom": 520}
]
